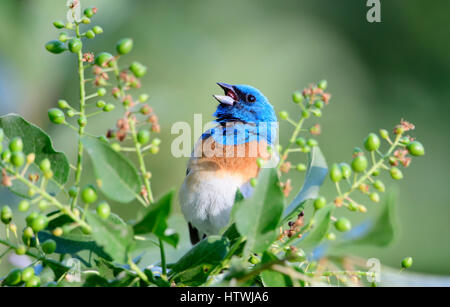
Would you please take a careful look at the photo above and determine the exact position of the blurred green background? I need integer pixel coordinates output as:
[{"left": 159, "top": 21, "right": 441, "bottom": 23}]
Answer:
[{"left": 0, "top": 0, "right": 449, "bottom": 277}]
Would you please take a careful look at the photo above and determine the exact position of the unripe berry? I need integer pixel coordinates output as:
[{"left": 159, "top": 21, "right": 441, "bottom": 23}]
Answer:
[
  {"left": 152, "top": 138, "right": 162, "bottom": 146},
  {"left": 407, "top": 141, "right": 425, "bottom": 157},
  {"left": 85, "top": 30, "right": 95, "bottom": 39},
  {"left": 31, "top": 215, "right": 48, "bottom": 233},
  {"left": 351, "top": 155, "right": 368, "bottom": 173},
  {"left": 68, "top": 186, "right": 78, "bottom": 198},
  {"left": 11, "top": 152, "right": 25, "bottom": 167},
  {"left": 401, "top": 257, "right": 413, "bottom": 269},
  {"left": 301, "top": 110, "right": 310, "bottom": 119},
  {"left": 318, "top": 80, "right": 328, "bottom": 90},
  {"left": 130, "top": 62, "right": 147, "bottom": 78},
  {"left": 311, "top": 109, "right": 322, "bottom": 117},
  {"left": 65, "top": 22, "right": 74, "bottom": 30},
  {"left": 2, "top": 149, "right": 11, "bottom": 162},
  {"left": 326, "top": 233, "right": 336, "bottom": 241},
  {"left": 250, "top": 178, "right": 258, "bottom": 187},
  {"left": 364, "top": 133, "right": 381, "bottom": 151},
  {"left": 53, "top": 227, "right": 63, "bottom": 237},
  {"left": 390, "top": 167, "right": 403, "bottom": 180},
  {"left": 58, "top": 99, "right": 70, "bottom": 109},
  {"left": 21, "top": 267, "right": 35, "bottom": 282},
  {"left": 81, "top": 17, "right": 91, "bottom": 25},
  {"left": 373, "top": 180, "right": 385, "bottom": 193},
  {"left": 81, "top": 185, "right": 97, "bottom": 204},
  {"left": 96, "top": 202, "right": 111, "bottom": 220},
  {"left": 78, "top": 116, "right": 87, "bottom": 127},
  {"left": 9, "top": 137, "right": 23, "bottom": 152},
  {"left": 0, "top": 128, "right": 3, "bottom": 142},
  {"left": 23, "top": 226, "right": 34, "bottom": 239},
  {"left": 137, "top": 129, "right": 151, "bottom": 145},
  {"left": 116, "top": 38, "right": 134, "bottom": 55},
  {"left": 96, "top": 100, "right": 106, "bottom": 108},
  {"left": 97, "top": 88, "right": 107, "bottom": 97},
  {"left": 53, "top": 21, "right": 65, "bottom": 29},
  {"left": 67, "top": 109, "right": 75, "bottom": 117},
  {"left": 45, "top": 40, "right": 66, "bottom": 54},
  {"left": 41, "top": 239, "right": 57, "bottom": 254},
  {"left": 38, "top": 200, "right": 49, "bottom": 211},
  {"left": 95, "top": 52, "right": 113, "bottom": 67},
  {"left": 369, "top": 192, "right": 380, "bottom": 203},
  {"left": 111, "top": 143, "right": 121, "bottom": 152},
  {"left": 307, "top": 138, "right": 318, "bottom": 147},
  {"left": 295, "top": 137, "right": 306, "bottom": 147},
  {"left": 330, "top": 163, "right": 343, "bottom": 182},
  {"left": 150, "top": 147, "right": 160, "bottom": 155},
  {"left": 292, "top": 91, "right": 303, "bottom": 104},
  {"left": 340, "top": 163, "right": 352, "bottom": 179},
  {"left": 84, "top": 7, "right": 96, "bottom": 18},
  {"left": 296, "top": 163, "right": 306, "bottom": 172},
  {"left": 18, "top": 200, "right": 30, "bottom": 212},
  {"left": 25, "top": 276, "right": 40, "bottom": 287},
  {"left": 68, "top": 38, "right": 82, "bottom": 53},
  {"left": 379, "top": 129, "right": 389, "bottom": 139},
  {"left": 92, "top": 26, "right": 104, "bottom": 35},
  {"left": 15, "top": 244, "right": 27, "bottom": 255},
  {"left": 139, "top": 94, "right": 149, "bottom": 103},
  {"left": 314, "top": 100, "right": 325, "bottom": 109},
  {"left": 103, "top": 104, "right": 115, "bottom": 112},
  {"left": 48, "top": 108, "right": 65, "bottom": 124},
  {"left": 335, "top": 217, "right": 352, "bottom": 232},
  {"left": 302, "top": 145, "right": 311, "bottom": 153},
  {"left": 39, "top": 158, "right": 51, "bottom": 173},
  {"left": 1, "top": 206, "right": 13, "bottom": 224},
  {"left": 3, "top": 269, "right": 22, "bottom": 286},
  {"left": 314, "top": 196, "right": 327, "bottom": 210}
]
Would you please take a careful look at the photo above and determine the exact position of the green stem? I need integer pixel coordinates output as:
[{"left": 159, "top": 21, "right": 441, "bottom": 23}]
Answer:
[
  {"left": 159, "top": 238, "right": 167, "bottom": 277},
  {"left": 278, "top": 118, "right": 305, "bottom": 169},
  {"left": 128, "top": 258, "right": 149, "bottom": 284},
  {"left": 71, "top": 23, "right": 87, "bottom": 210}
]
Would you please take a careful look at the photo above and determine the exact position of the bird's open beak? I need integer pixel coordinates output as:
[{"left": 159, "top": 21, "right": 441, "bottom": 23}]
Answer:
[{"left": 213, "top": 82, "right": 237, "bottom": 106}]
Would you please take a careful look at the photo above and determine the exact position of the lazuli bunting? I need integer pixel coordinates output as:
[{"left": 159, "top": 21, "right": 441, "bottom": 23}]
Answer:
[{"left": 179, "top": 83, "right": 277, "bottom": 244}]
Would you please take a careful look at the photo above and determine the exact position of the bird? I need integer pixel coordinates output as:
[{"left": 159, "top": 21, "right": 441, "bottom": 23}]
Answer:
[{"left": 179, "top": 83, "right": 277, "bottom": 244}]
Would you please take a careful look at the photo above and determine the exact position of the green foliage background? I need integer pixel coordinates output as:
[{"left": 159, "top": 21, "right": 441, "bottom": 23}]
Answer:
[{"left": 0, "top": 0, "right": 449, "bottom": 276}]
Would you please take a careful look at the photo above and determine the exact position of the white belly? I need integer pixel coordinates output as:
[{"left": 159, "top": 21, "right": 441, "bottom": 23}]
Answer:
[{"left": 179, "top": 171, "right": 244, "bottom": 236}]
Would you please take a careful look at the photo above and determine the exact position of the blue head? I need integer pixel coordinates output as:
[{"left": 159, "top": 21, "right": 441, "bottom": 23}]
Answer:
[{"left": 212, "top": 83, "right": 277, "bottom": 124}]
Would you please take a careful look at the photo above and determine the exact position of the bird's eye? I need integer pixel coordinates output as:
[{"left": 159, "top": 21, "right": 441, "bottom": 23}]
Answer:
[{"left": 247, "top": 95, "right": 256, "bottom": 103}]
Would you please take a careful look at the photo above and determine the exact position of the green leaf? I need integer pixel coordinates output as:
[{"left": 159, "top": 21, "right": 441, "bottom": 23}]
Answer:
[
  {"left": 232, "top": 168, "right": 284, "bottom": 255},
  {"left": 169, "top": 236, "right": 229, "bottom": 286},
  {"left": 282, "top": 146, "right": 328, "bottom": 224},
  {"left": 86, "top": 211, "right": 135, "bottom": 264},
  {"left": 42, "top": 259, "right": 70, "bottom": 280},
  {"left": 298, "top": 204, "right": 333, "bottom": 249},
  {"left": 341, "top": 190, "right": 398, "bottom": 247},
  {"left": 260, "top": 251, "right": 293, "bottom": 287},
  {"left": 0, "top": 114, "right": 69, "bottom": 197},
  {"left": 81, "top": 136, "right": 141, "bottom": 203},
  {"left": 133, "top": 191, "right": 179, "bottom": 247}
]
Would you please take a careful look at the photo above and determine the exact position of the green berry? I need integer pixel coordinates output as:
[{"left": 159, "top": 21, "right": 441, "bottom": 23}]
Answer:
[
  {"left": 0, "top": 128, "right": 3, "bottom": 142},
  {"left": 45, "top": 40, "right": 66, "bottom": 54},
  {"left": 326, "top": 233, "right": 336, "bottom": 241},
  {"left": 139, "top": 94, "right": 149, "bottom": 102},
  {"left": 85, "top": 30, "right": 95, "bottom": 39},
  {"left": 369, "top": 192, "right": 380, "bottom": 203},
  {"left": 3, "top": 269, "right": 22, "bottom": 286},
  {"left": 18, "top": 200, "right": 30, "bottom": 212},
  {"left": 92, "top": 26, "right": 104, "bottom": 35},
  {"left": 302, "top": 145, "right": 311, "bottom": 153},
  {"left": 95, "top": 52, "right": 113, "bottom": 67},
  {"left": 314, "top": 197, "right": 327, "bottom": 210},
  {"left": 84, "top": 7, "right": 96, "bottom": 18},
  {"left": 21, "top": 267, "right": 35, "bottom": 282},
  {"left": 256, "top": 158, "right": 265, "bottom": 168},
  {"left": 137, "top": 129, "right": 151, "bottom": 145},
  {"left": 295, "top": 137, "right": 306, "bottom": 147},
  {"left": 11, "top": 152, "right": 25, "bottom": 167},
  {"left": 68, "top": 186, "right": 78, "bottom": 198},
  {"left": 41, "top": 239, "right": 57, "bottom": 254},
  {"left": 348, "top": 202, "right": 358, "bottom": 211},
  {"left": 351, "top": 155, "right": 368, "bottom": 173},
  {"left": 335, "top": 217, "right": 352, "bottom": 232},
  {"left": 31, "top": 215, "right": 48, "bottom": 233},
  {"left": 318, "top": 80, "right": 328, "bottom": 90},
  {"left": 38, "top": 200, "right": 49, "bottom": 211},
  {"left": 373, "top": 180, "right": 385, "bottom": 193},
  {"left": 2, "top": 149, "right": 11, "bottom": 162},
  {"left": 97, "top": 88, "right": 107, "bottom": 97},
  {"left": 96, "top": 100, "right": 106, "bottom": 108},
  {"left": 26, "top": 213, "right": 38, "bottom": 227},
  {"left": 330, "top": 163, "right": 343, "bottom": 182},
  {"left": 39, "top": 158, "right": 51, "bottom": 173},
  {"left": 53, "top": 21, "right": 65, "bottom": 29},
  {"left": 292, "top": 91, "right": 303, "bottom": 104},
  {"left": 152, "top": 138, "right": 162, "bottom": 146},
  {"left": 311, "top": 109, "right": 322, "bottom": 117},
  {"left": 15, "top": 244, "right": 27, "bottom": 255},
  {"left": 9, "top": 137, "right": 23, "bottom": 152},
  {"left": 379, "top": 129, "right": 389, "bottom": 139},
  {"left": 130, "top": 61, "right": 147, "bottom": 78},
  {"left": 96, "top": 202, "right": 111, "bottom": 220},
  {"left": 48, "top": 108, "right": 65, "bottom": 124},
  {"left": 68, "top": 38, "right": 82, "bottom": 53},
  {"left": 111, "top": 143, "right": 121, "bottom": 152},
  {"left": 371, "top": 169, "right": 380, "bottom": 176},
  {"left": 58, "top": 99, "right": 70, "bottom": 109},
  {"left": 296, "top": 163, "right": 307, "bottom": 172},
  {"left": 250, "top": 178, "right": 258, "bottom": 187},
  {"left": 116, "top": 38, "right": 134, "bottom": 55},
  {"left": 58, "top": 32, "right": 69, "bottom": 42},
  {"left": 399, "top": 136, "right": 411, "bottom": 146},
  {"left": 286, "top": 248, "right": 306, "bottom": 262},
  {"left": 314, "top": 100, "right": 325, "bottom": 109},
  {"left": 67, "top": 109, "right": 75, "bottom": 117},
  {"left": 307, "top": 138, "right": 318, "bottom": 147},
  {"left": 103, "top": 103, "right": 115, "bottom": 112},
  {"left": 81, "top": 185, "right": 97, "bottom": 204},
  {"left": 81, "top": 17, "right": 91, "bottom": 25},
  {"left": 340, "top": 163, "right": 352, "bottom": 179},
  {"left": 23, "top": 226, "right": 34, "bottom": 239},
  {"left": 407, "top": 141, "right": 425, "bottom": 157},
  {"left": 25, "top": 276, "right": 40, "bottom": 287},
  {"left": 78, "top": 116, "right": 87, "bottom": 127},
  {"left": 301, "top": 110, "right": 310, "bottom": 119},
  {"left": 401, "top": 257, "right": 413, "bottom": 269},
  {"left": 390, "top": 167, "right": 403, "bottom": 180},
  {"left": 65, "top": 23, "right": 74, "bottom": 30},
  {"left": 364, "top": 133, "right": 381, "bottom": 151},
  {"left": 1, "top": 206, "right": 13, "bottom": 224}
]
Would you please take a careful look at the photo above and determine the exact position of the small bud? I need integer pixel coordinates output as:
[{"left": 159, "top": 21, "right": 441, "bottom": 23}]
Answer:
[
  {"left": 84, "top": 7, "right": 97, "bottom": 18},
  {"left": 358, "top": 205, "right": 368, "bottom": 213},
  {"left": 379, "top": 129, "right": 389, "bottom": 139},
  {"left": 139, "top": 94, "right": 150, "bottom": 103},
  {"left": 58, "top": 100, "right": 70, "bottom": 109},
  {"left": 296, "top": 163, "right": 307, "bottom": 172},
  {"left": 85, "top": 29, "right": 95, "bottom": 39},
  {"left": 81, "top": 17, "right": 91, "bottom": 25},
  {"left": 1, "top": 205, "right": 13, "bottom": 224},
  {"left": 326, "top": 233, "right": 336, "bottom": 241},
  {"left": 11, "top": 152, "right": 25, "bottom": 167},
  {"left": 373, "top": 180, "right": 385, "bottom": 193},
  {"left": 92, "top": 26, "right": 104, "bottom": 35},
  {"left": 53, "top": 227, "right": 63, "bottom": 237},
  {"left": 111, "top": 143, "right": 121, "bottom": 152},
  {"left": 311, "top": 109, "right": 322, "bottom": 117},
  {"left": 103, "top": 104, "right": 115, "bottom": 112},
  {"left": 53, "top": 21, "right": 65, "bottom": 29},
  {"left": 152, "top": 138, "right": 162, "bottom": 146},
  {"left": 390, "top": 167, "right": 403, "bottom": 180},
  {"left": 97, "top": 88, "right": 107, "bottom": 97},
  {"left": 78, "top": 116, "right": 87, "bottom": 127},
  {"left": 318, "top": 80, "right": 328, "bottom": 90},
  {"left": 369, "top": 192, "right": 380, "bottom": 203},
  {"left": 58, "top": 32, "right": 69, "bottom": 43},
  {"left": 26, "top": 153, "right": 35, "bottom": 165},
  {"left": 96, "top": 100, "right": 106, "bottom": 108}
]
